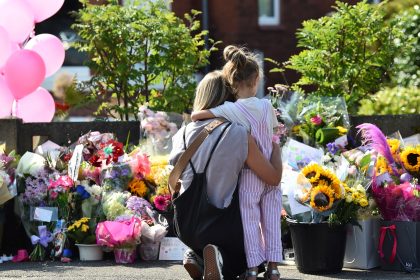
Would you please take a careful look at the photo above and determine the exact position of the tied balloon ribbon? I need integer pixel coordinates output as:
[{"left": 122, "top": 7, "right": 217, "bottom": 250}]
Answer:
[
  {"left": 31, "top": 225, "right": 53, "bottom": 248},
  {"left": 378, "top": 224, "right": 397, "bottom": 264}
]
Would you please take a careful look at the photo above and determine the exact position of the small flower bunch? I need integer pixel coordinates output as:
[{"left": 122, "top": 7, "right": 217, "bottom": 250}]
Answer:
[
  {"left": 145, "top": 156, "right": 172, "bottom": 211},
  {"left": 139, "top": 105, "right": 178, "bottom": 141},
  {"left": 102, "top": 191, "right": 132, "bottom": 221},
  {"left": 357, "top": 123, "right": 420, "bottom": 221},
  {"left": 48, "top": 175, "right": 74, "bottom": 200},
  {"left": 66, "top": 217, "right": 97, "bottom": 244},
  {"left": 126, "top": 195, "right": 153, "bottom": 217}
]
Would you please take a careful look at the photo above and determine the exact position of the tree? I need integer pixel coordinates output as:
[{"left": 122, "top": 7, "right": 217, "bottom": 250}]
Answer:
[
  {"left": 286, "top": 1, "right": 404, "bottom": 114},
  {"left": 72, "top": 0, "right": 217, "bottom": 120}
]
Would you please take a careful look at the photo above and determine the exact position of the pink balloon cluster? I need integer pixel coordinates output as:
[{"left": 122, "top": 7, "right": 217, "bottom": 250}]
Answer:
[{"left": 0, "top": 0, "right": 65, "bottom": 123}]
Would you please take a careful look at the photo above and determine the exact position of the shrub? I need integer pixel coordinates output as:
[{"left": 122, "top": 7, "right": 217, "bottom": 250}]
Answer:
[
  {"left": 72, "top": 0, "right": 217, "bottom": 120},
  {"left": 357, "top": 87, "right": 420, "bottom": 115}
]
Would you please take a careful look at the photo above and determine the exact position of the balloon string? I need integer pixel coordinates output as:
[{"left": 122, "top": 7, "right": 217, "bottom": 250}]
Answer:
[{"left": 12, "top": 99, "right": 17, "bottom": 117}]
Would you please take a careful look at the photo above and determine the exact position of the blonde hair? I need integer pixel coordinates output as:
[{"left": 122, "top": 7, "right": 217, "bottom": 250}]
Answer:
[
  {"left": 193, "top": 71, "right": 234, "bottom": 111},
  {"left": 222, "top": 45, "right": 262, "bottom": 95}
]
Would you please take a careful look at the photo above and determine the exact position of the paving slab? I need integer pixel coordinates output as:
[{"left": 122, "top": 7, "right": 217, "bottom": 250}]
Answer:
[{"left": 0, "top": 260, "right": 419, "bottom": 280}]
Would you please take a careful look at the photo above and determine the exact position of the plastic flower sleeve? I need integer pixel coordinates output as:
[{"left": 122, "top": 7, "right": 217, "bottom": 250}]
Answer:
[{"left": 294, "top": 96, "right": 350, "bottom": 147}]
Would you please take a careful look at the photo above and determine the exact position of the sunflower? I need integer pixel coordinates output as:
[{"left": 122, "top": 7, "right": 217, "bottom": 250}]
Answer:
[
  {"left": 317, "top": 168, "right": 343, "bottom": 199},
  {"left": 310, "top": 185, "right": 335, "bottom": 212},
  {"left": 400, "top": 146, "right": 420, "bottom": 173},
  {"left": 301, "top": 163, "right": 321, "bottom": 183}
]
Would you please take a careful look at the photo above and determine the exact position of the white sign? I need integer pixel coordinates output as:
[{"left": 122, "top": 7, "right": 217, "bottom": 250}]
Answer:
[
  {"left": 34, "top": 207, "right": 53, "bottom": 222},
  {"left": 158, "top": 237, "right": 188, "bottom": 261},
  {"left": 68, "top": 144, "right": 84, "bottom": 182}
]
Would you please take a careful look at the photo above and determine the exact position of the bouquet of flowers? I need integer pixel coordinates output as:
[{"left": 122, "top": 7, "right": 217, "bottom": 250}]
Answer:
[
  {"left": 279, "top": 95, "right": 349, "bottom": 148},
  {"left": 0, "top": 151, "right": 18, "bottom": 205},
  {"left": 292, "top": 160, "right": 370, "bottom": 225},
  {"left": 139, "top": 105, "right": 178, "bottom": 155},
  {"left": 66, "top": 217, "right": 97, "bottom": 244},
  {"left": 144, "top": 156, "right": 172, "bottom": 212},
  {"left": 357, "top": 123, "right": 420, "bottom": 221}
]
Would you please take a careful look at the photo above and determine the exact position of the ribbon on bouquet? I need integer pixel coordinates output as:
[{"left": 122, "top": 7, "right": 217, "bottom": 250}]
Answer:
[
  {"left": 31, "top": 225, "right": 53, "bottom": 248},
  {"left": 378, "top": 224, "right": 397, "bottom": 264}
]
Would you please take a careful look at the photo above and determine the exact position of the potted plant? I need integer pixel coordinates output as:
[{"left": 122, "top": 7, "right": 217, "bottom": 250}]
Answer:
[
  {"left": 67, "top": 217, "right": 103, "bottom": 261},
  {"left": 72, "top": 0, "right": 217, "bottom": 120}
]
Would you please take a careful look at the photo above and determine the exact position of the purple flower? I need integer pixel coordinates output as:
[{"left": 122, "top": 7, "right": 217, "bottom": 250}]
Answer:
[
  {"left": 126, "top": 196, "right": 152, "bottom": 216},
  {"left": 326, "top": 142, "right": 339, "bottom": 155}
]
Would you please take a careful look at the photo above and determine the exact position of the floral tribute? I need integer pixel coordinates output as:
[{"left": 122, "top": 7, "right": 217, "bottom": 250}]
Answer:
[
  {"left": 14, "top": 130, "right": 172, "bottom": 262},
  {"left": 357, "top": 123, "right": 420, "bottom": 221}
]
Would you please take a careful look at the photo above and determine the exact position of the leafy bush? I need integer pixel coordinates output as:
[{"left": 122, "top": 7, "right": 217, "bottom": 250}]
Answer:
[
  {"left": 392, "top": 5, "right": 420, "bottom": 87},
  {"left": 72, "top": 0, "right": 217, "bottom": 120},
  {"left": 358, "top": 87, "right": 420, "bottom": 115},
  {"left": 286, "top": 1, "right": 404, "bottom": 114}
]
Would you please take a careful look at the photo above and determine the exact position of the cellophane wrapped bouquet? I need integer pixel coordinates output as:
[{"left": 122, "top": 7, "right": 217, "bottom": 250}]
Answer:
[
  {"left": 0, "top": 150, "right": 18, "bottom": 205},
  {"left": 357, "top": 123, "right": 420, "bottom": 221}
]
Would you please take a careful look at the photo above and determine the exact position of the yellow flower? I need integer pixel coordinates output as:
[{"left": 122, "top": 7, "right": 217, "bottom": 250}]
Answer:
[
  {"left": 345, "top": 194, "right": 353, "bottom": 203},
  {"left": 336, "top": 126, "right": 348, "bottom": 135},
  {"left": 400, "top": 146, "right": 420, "bottom": 173},
  {"left": 301, "top": 163, "right": 321, "bottom": 183},
  {"left": 375, "top": 156, "right": 393, "bottom": 175},
  {"left": 128, "top": 178, "right": 148, "bottom": 197},
  {"left": 359, "top": 198, "right": 368, "bottom": 207},
  {"left": 310, "top": 185, "right": 335, "bottom": 212},
  {"left": 318, "top": 168, "right": 343, "bottom": 199},
  {"left": 81, "top": 224, "right": 89, "bottom": 232},
  {"left": 387, "top": 139, "right": 400, "bottom": 155}
]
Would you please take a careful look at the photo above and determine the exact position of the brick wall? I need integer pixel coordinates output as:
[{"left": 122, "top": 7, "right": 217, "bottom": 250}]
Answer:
[{"left": 173, "top": 0, "right": 359, "bottom": 88}]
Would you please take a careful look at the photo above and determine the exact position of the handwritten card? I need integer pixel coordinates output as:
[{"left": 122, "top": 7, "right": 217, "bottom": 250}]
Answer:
[
  {"left": 159, "top": 237, "right": 188, "bottom": 260},
  {"left": 282, "top": 139, "right": 324, "bottom": 170},
  {"left": 68, "top": 144, "right": 84, "bottom": 182}
]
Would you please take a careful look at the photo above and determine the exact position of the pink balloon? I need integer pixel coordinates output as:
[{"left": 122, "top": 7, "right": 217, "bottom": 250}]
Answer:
[
  {"left": 0, "top": 27, "right": 13, "bottom": 68},
  {"left": 16, "top": 87, "right": 55, "bottom": 123},
  {"left": 0, "top": 0, "right": 34, "bottom": 43},
  {"left": 25, "top": 34, "right": 65, "bottom": 77},
  {"left": 4, "top": 49, "right": 46, "bottom": 100},
  {"left": 23, "top": 0, "right": 65, "bottom": 23},
  {"left": 0, "top": 76, "right": 14, "bottom": 118}
]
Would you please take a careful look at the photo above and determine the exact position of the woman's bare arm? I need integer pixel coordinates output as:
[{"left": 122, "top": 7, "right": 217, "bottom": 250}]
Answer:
[{"left": 246, "top": 135, "right": 282, "bottom": 186}]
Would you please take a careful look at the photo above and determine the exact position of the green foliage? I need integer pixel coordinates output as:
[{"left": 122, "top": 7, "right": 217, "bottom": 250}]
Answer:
[
  {"left": 380, "top": 0, "right": 420, "bottom": 19},
  {"left": 72, "top": 0, "right": 217, "bottom": 120},
  {"left": 391, "top": 5, "right": 420, "bottom": 87},
  {"left": 358, "top": 86, "right": 420, "bottom": 115},
  {"left": 286, "top": 1, "right": 404, "bottom": 114}
]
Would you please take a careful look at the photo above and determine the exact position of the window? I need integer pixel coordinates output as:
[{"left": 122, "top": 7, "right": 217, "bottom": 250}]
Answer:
[
  {"left": 258, "top": 0, "right": 280, "bottom": 26},
  {"left": 367, "top": 0, "right": 381, "bottom": 4}
]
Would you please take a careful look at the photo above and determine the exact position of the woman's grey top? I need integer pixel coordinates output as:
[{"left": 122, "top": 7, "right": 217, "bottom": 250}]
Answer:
[{"left": 169, "top": 119, "right": 248, "bottom": 208}]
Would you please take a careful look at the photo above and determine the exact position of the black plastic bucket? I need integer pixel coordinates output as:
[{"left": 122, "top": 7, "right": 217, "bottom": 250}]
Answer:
[{"left": 287, "top": 220, "right": 347, "bottom": 274}]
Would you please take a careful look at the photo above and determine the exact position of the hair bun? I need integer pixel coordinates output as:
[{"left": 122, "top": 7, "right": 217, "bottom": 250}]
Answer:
[{"left": 223, "top": 45, "right": 246, "bottom": 67}]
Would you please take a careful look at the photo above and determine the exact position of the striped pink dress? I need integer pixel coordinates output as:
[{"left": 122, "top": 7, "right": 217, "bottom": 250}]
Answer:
[{"left": 210, "top": 97, "right": 283, "bottom": 268}]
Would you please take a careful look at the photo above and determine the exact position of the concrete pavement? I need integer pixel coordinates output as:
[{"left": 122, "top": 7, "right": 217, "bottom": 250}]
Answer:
[{"left": 0, "top": 260, "right": 419, "bottom": 280}]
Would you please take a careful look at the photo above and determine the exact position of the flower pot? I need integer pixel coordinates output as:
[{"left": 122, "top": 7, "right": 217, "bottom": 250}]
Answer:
[
  {"left": 76, "top": 244, "right": 103, "bottom": 261},
  {"left": 138, "top": 242, "right": 160, "bottom": 261},
  {"left": 287, "top": 220, "right": 347, "bottom": 274},
  {"left": 114, "top": 247, "right": 136, "bottom": 264}
]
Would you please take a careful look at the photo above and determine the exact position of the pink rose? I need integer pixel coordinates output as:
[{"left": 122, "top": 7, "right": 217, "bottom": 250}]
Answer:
[{"left": 310, "top": 115, "right": 323, "bottom": 125}]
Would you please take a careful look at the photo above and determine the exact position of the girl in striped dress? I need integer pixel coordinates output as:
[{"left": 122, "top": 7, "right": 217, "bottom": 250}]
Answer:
[{"left": 191, "top": 45, "right": 283, "bottom": 280}]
